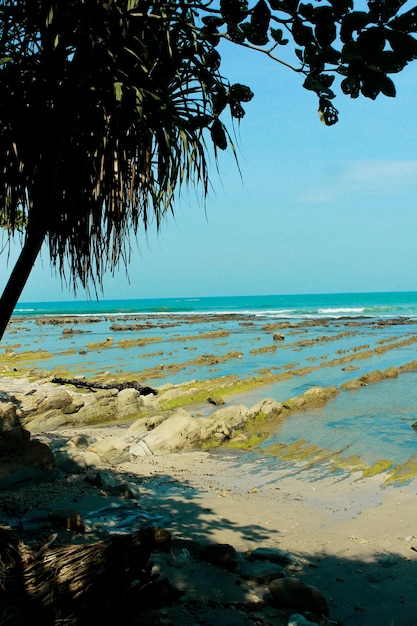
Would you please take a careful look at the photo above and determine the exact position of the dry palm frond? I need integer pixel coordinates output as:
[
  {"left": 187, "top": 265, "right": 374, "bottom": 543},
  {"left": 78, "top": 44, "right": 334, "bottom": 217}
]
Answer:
[{"left": 0, "top": 526, "right": 171, "bottom": 626}]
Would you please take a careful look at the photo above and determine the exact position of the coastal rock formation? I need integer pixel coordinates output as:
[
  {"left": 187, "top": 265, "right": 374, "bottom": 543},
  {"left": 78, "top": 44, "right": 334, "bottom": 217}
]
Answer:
[
  {"left": 0, "top": 402, "right": 55, "bottom": 489},
  {"left": 65, "top": 389, "right": 332, "bottom": 464},
  {"left": 1, "top": 376, "right": 340, "bottom": 468},
  {"left": 0, "top": 377, "right": 158, "bottom": 432}
]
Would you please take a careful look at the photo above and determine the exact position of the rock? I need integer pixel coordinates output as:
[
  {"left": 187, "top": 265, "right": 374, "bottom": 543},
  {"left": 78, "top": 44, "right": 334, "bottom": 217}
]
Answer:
[
  {"left": 87, "top": 436, "right": 130, "bottom": 464},
  {"left": 247, "top": 398, "right": 283, "bottom": 419},
  {"left": 21, "top": 439, "right": 55, "bottom": 469},
  {"left": 201, "top": 543, "right": 238, "bottom": 572},
  {"left": 115, "top": 387, "right": 143, "bottom": 419},
  {"left": 340, "top": 379, "right": 363, "bottom": 390},
  {"left": 69, "top": 434, "right": 97, "bottom": 448},
  {"left": 246, "top": 547, "right": 303, "bottom": 571},
  {"left": 273, "top": 333, "right": 285, "bottom": 341},
  {"left": 136, "top": 409, "right": 205, "bottom": 455},
  {"left": 238, "top": 559, "right": 285, "bottom": 583},
  {"left": 36, "top": 389, "right": 78, "bottom": 413},
  {"left": 285, "top": 386, "right": 338, "bottom": 411},
  {"left": 268, "top": 578, "right": 329, "bottom": 617},
  {"left": 54, "top": 447, "right": 102, "bottom": 470},
  {"left": 125, "top": 414, "right": 165, "bottom": 439},
  {"left": 207, "top": 405, "right": 249, "bottom": 429},
  {"left": 129, "top": 440, "right": 153, "bottom": 457},
  {"left": 0, "top": 463, "right": 51, "bottom": 489},
  {"left": 1, "top": 426, "right": 30, "bottom": 449},
  {"left": 207, "top": 396, "right": 225, "bottom": 406},
  {"left": 359, "top": 370, "right": 384, "bottom": 384},
  {"left": 0, "top": 403, "right": 20, "bottom": 429}
]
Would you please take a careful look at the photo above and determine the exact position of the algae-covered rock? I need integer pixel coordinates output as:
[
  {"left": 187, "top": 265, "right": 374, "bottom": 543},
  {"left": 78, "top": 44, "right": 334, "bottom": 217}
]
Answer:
[
  {"left": 284, "top": 386, "right": 338, "bottom": 411},
  {"left": 247, "top": 398, "right": 283, "bottom": 419}
]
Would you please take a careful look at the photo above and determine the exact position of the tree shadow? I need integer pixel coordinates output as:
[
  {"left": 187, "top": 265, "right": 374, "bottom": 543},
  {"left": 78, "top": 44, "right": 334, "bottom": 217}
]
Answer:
[{"left": 1, "top": 455, "right": 417, "bottom": 625}]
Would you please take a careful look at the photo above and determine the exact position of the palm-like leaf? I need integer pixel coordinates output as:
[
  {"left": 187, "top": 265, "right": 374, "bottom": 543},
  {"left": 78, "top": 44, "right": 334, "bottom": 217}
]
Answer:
[{"left": 0, "top": 0, "right": 231, "bottom": 292}]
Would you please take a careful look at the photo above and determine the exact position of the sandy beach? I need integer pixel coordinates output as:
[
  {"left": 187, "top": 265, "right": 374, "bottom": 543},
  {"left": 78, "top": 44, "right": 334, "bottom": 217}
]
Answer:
[
  {"left": 3, "top": 424, "right": 417, "bottom": 625},
  {"left": 100, "top": 450, "right": 417, "bottom": 625}
]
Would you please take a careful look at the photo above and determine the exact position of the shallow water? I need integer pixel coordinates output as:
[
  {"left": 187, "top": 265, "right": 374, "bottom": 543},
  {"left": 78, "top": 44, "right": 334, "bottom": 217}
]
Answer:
[
  {"left": 4, "top": 304, "right": 417, "bottom": 469},
  {"left": 261, "top": 372, "right": 417, "bottom": 465}
]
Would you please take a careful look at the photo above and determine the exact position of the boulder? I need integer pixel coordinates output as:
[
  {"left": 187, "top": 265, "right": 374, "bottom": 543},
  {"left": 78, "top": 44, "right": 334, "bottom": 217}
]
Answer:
[
  {"left": 238, "top": 559, "right": 285, "bottom": 583},
  {"left": 207, "top": 396, "right": 225, "bottom": 406},
  {"left": 21, "top": 439, "right": 55, "bottom": 469},
  {"left": 132, "top": 409, "right": 205, "bottom": 456},
  {"left": 246, "top": 546, "right": 303, "bottom": 571},
  {"left": 115, "top": 388, "right": 143, "bottom": 419},
  {"left": 0, "top": 403, "right": 19, "bottom": 430},
  {"left": 284, "top": 386, "right": 338, "bottom": 411},
  {"left": 247, "top": 398, "right": 283, "bottom": 419},
  {"left": 36, "top": 389, "right": 81, "bottom": 414},
  {"left": 201, "top": 543, "right": 238, "bottom": 572},
  {"left": 269, "top": 577, "right": 328, "bottom": 617},
  {"left": 87, "top": 436, "right": 130, "bottom": 464},
  {"left": 125, "top": 414, "right": 165, "bottom": 440},
  {"left": 207, "top": 404, "right": 248, "bottom": 429}
]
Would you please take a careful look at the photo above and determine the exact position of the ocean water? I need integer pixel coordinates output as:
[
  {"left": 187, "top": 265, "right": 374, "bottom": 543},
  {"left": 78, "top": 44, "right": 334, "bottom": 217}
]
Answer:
[
  {"left": 5, "top": 291, "right": 417, "bottom": 471},
  {"left": 13, "top": 290, "right": 417, "bottom": 319}
]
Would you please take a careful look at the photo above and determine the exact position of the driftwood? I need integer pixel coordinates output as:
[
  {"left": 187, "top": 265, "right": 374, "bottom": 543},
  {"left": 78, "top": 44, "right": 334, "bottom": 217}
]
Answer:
[
  {"left": 0, "top": 526, "right": 172, "bottom": 625},
  {"left": 51, "top": 376, "right": 158, "bottom": 396}
]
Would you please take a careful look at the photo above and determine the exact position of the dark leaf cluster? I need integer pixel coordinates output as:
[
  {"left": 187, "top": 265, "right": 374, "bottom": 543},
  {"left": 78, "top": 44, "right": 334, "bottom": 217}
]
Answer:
[
  {"left": 0, "top": 0, "right": 253, "bottom": 294},
  {"left": 197, "top": 0, "right": 417, "bottom": 124},
  {"left": 0, "top": 0, "right": 416, "bottom": 339}
]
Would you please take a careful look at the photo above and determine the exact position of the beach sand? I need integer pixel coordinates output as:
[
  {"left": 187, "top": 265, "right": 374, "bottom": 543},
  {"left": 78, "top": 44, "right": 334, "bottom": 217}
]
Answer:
[
  {"left": 125, "top": 451, "right": 417, "bottom": 625},
  {"left": 3, "top": 431, "right": 417, "bottom": 626}
]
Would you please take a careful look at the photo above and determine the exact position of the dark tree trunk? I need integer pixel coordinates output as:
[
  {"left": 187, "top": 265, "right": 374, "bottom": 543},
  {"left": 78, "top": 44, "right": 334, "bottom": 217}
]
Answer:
[{"left": 0, "top": 229, "right": 45, "bottom": 342}]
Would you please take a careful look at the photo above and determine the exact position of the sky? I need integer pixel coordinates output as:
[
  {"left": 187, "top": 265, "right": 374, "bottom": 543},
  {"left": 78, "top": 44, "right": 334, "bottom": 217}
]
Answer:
[{"left": 1, "top": 31, "right": 417, "bottom": 303}]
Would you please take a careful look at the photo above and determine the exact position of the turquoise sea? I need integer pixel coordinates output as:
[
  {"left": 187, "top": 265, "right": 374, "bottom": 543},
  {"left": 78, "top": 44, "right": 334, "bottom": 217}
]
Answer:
[
  {"left": 5, "top": 291, "right": 417, "bottom": 474},
  {"left": 13, "top": 290, "right": 417, "bottom": 319}
]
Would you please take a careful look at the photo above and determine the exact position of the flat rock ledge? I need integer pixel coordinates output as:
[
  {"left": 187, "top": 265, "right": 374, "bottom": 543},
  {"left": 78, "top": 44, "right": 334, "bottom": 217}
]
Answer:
[{"left": 0, "top": 376, "right": 338, "bottom": 485}]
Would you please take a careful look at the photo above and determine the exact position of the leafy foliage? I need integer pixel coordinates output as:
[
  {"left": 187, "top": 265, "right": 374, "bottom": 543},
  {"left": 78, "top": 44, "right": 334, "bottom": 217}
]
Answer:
[
  {"left": 0, "top": 0, "right": 253, "bottom": 292},
  {"left": 208, "top": 0, "right": 417, "bottom": 124},
  {"left": 0, "top": 0, "right": 416, "bottom": 337}
]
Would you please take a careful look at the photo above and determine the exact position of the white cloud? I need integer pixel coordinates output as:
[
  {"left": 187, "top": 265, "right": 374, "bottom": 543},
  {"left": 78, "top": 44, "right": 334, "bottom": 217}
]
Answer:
[{"left": 300, "top": 160, "right": 417, "bottom": 203}]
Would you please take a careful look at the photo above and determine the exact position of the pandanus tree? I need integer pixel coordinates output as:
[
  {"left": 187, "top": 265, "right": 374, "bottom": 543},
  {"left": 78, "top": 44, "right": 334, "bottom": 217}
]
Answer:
[
  {"left": 0, "top": 0, "right": 254, "bottom": 339},
  {"left": 1, "top": 0, "right": 416, "bottom": 340}
]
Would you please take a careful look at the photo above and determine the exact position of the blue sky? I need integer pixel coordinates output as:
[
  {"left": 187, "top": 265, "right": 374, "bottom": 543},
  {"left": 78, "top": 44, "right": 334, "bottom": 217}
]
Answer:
[{"left": 1, "top": 38, "right": 417, "bottom": 302}]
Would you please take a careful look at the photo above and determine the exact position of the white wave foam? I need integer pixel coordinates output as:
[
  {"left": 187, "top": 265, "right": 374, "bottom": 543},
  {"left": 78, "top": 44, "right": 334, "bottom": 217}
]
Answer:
[{"left": 319, "top": 307, "right": 365, "bottom": 314}]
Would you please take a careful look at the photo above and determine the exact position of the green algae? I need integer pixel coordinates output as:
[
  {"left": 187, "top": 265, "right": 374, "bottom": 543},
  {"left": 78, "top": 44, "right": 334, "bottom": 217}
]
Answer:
[
  {"left": 385, "top": 454, "right": 417, "bottom": 484},
  {"left": 159, "top": 372, "right": 292, "bottom": 411},
  {"left": 249, "top": 345, "right": 277, "bottom": 355},
  {"left": 86, "top": 338, "right": 114, "bottom": 350},
  {"left": 223, "top": 433, "right": 264, "bottom": 450},
  {"left": 118, "top": 336, "right": 163, "bottom": 348},
  {"left": 362, "top": 460, "right": 393, "bottom": 477},
  {"left": 0, "top": 349, "right": 53, "bottom": 364},
  {"left": 341, "top": 359, "right": 417, "bottom": 391},
  {"left": 172, "top": 330, "right": 231, "bottom": 341},
  {"left": 331, "top": 454, "right": 366, "bottom": 472}
]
